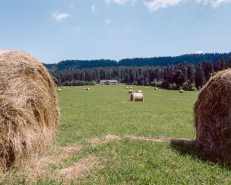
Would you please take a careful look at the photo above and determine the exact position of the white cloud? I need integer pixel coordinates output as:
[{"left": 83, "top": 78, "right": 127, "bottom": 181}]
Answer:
[
  {"left": 105, "top": 20, "right": 113, "bottom": 32},
  {"left": 195, "top": 50, "right": 204, "bottom": 54},
  {"left": 91, "top": 4, "right": 98, "bottom": 13},
  {"left": 144, "top": 0, "right": 231, "bottom": 11},
  {"left": 211, "top": 0, "right": 231, "bottom": 7},
  {"left": 143, "top": 0, "right": 184, "bottom": 11},
  {"left": 74, "top": 27, "right": 81, "bottom": 32},
  {"left": 52, "top": 12, "right": 70, "bottom": 21},
  {"left": 105, "top": 0, "right": 137, "bottom": 5},
  {"left": 106, "top": 19, "right": 111, "bottom": 24}
]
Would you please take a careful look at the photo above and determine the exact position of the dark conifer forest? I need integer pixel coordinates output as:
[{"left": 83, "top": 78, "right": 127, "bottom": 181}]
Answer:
[{"left": 45, "top": 52, "right": 231, "bottom": 90}]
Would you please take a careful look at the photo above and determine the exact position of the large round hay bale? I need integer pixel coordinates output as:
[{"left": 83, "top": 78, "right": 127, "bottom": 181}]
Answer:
[
  {"left": 130, "top": 93, "right": 144, "bottom": 102},
  {"left": 194, "top": 69, "right": 231, "bottom": 161},
  {"left": 128, "top": 90, "right": 133, "bottom": 93},
  {"left": 0, "top": 50, "right": 59, "bottom": 170}
]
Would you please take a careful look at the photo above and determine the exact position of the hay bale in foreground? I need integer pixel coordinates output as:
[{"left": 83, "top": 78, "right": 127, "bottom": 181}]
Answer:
[
  {"left": 131, "top": 93, "right": 144, "bottom": 102},
  {"left": 0, "top": 50, "right": 59, "bottom": 170},
  {"left": 194, "top": 69, "right": 231, "bottom": 162}
]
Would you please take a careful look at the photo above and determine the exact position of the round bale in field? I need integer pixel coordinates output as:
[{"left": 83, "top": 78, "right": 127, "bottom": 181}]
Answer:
[
  {"left": 131, "top": 93, "right": 144, "bottom": 102},
  {"left": 179, "top": 89, "right": 184, "bottom": 93},
  {"left": 137, "top": 90, "right": 143, "bottom": 93},
  {"left": 0, "top": 49, "right": 60, "bottom": 170},
  {"left": 194, "top": 69, "right": 231, "bottom": 162},
  {"left": 128, "top": 90, "right": 133, "bottom": 93}
]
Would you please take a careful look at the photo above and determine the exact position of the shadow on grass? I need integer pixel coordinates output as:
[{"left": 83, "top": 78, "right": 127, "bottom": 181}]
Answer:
[{"left": 170, "top": 139, "right": 230, "bottom": 169}]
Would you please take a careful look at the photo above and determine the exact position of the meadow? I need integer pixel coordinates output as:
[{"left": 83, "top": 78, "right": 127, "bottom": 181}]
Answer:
[{"left": 2, "top": 84, "right": 231, "bottom": 184}]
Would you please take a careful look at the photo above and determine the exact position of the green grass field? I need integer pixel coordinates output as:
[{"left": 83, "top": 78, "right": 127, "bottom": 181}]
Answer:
[{"left": 2, "top": 84, "right": 231, "bottom": 184}]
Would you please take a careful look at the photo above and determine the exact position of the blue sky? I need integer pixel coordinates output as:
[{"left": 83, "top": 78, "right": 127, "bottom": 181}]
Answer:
[{"left": 1, "top": 0, "right": 231, "bottom": 64}]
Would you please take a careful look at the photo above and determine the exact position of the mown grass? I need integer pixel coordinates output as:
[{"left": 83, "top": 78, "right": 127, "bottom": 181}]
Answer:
[
  {"left": 57, "top": 85, "right": 196, "bottom": 145},
  {"left": 2, "top": 84, "right": 231, "bottom": 184}
]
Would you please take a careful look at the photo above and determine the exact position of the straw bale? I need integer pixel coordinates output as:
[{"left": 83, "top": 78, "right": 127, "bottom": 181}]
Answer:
[
  {"left": 130, "top": 93, "right": 144, "bottom": 102},
  {"left": 194, "top": 69, "right": 231, "bottom": 162},
  {"left": 0, "top": 50, "right": 59, "bottom": 170},
  {"left": 128, "top": 90, "right": 133, "bottom": 93}
]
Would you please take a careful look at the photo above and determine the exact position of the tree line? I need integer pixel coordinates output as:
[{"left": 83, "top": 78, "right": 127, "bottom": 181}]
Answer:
[
  {"left": 44, "top": 52, "right": 231, "bottom": 72},
  {"left": 51, "top": 58, "right": 231, "bottom": 91}
]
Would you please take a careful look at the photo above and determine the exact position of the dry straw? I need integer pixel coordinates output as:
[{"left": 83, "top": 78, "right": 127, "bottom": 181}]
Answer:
[
  {"left": 131, "top": 93, "right": 144, "bottom": 102},
  {"left": 194, "top": 69, "right": 231, "bottom": 163},
  {"left": 128, "top": 90, "right": 133, "bottom": 93},
  {"left": 0, "top": 50, "right": 59, "bottom": 170}
]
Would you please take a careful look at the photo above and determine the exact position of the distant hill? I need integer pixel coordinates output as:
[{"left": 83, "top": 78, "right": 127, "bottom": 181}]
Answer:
[{"left": 43, "top": 52, "right": 231, "bottom": 72}]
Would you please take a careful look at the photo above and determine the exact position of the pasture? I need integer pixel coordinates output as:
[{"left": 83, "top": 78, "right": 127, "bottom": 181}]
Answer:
[{"left": 2, "top": 84, "right": 231, "bottom": 184}]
